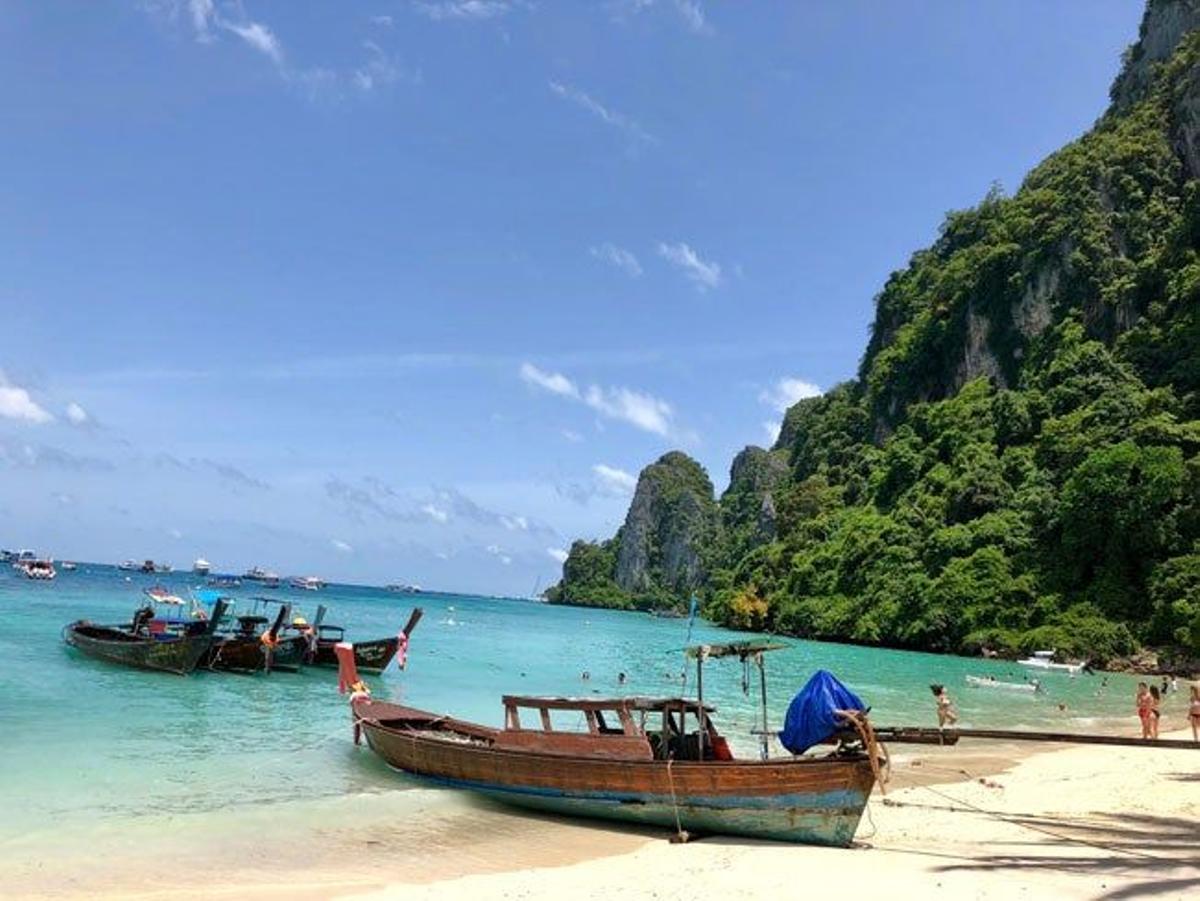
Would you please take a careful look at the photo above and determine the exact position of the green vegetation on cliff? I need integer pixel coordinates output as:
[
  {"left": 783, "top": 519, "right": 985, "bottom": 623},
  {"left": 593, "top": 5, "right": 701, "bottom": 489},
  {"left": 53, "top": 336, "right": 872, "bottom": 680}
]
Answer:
[{"left": 550, "top": 1, "right": 1200, "bottom": 664}]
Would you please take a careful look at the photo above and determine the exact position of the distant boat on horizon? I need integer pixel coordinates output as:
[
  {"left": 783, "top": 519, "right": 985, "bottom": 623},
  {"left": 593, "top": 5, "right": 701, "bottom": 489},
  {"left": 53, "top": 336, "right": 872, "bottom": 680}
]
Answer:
[
  {"left": 192, "top": 558, "right": 211, "bottom": 576},
  {"left": 385, "top": 582, "right": 421, "bottom": 594},
  {"left": 289, "top": 575, "right": 325, "bottom": 591},
  {"left": 244, "top": 566, "right": 281, "bottom": 588}
]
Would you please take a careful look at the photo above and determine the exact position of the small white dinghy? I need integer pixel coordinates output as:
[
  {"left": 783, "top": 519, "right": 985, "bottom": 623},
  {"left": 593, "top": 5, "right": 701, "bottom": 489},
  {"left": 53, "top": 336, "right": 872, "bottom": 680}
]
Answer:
[{"left": 966, "top": 674, "right": 1040, "bottom": 693}]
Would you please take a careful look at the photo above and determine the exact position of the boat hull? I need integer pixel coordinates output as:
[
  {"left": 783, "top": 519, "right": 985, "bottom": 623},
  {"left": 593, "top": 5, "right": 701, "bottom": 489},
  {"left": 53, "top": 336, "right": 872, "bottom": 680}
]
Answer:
[
  {"left": 311, "top": 637, "right": 399, "bottom": 674},
  {"left": 355, "top": 701, "right": 874, "bottom": 846},
  {"left": 63, "top": 623, "right": 214, "bottom": 675},
  {"left": 204, "top": 634, "right": 306, "bottom": 673}
]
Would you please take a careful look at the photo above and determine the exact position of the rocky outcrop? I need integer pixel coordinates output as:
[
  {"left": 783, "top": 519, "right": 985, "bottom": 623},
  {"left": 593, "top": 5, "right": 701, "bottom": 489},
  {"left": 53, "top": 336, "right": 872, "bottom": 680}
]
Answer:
[
  {"left": 1111, "top": 0, "right": 1200, "bottom": 111},
  {"left": 720, "top": 446, "right": 789, "bottom": 549},
  {"left": 953, "top": 301, "right": 1006, "bottom": 392},
  {"left": 613, "top": 451, "right": 718, "bottom": 597}
]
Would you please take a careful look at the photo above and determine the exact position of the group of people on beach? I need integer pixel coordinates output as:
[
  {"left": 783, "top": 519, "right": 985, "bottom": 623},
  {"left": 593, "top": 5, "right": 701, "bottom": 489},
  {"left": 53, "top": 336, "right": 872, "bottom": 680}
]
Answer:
[{"left": 1138, "top": 679, "right": 1200, "bottom": 741}]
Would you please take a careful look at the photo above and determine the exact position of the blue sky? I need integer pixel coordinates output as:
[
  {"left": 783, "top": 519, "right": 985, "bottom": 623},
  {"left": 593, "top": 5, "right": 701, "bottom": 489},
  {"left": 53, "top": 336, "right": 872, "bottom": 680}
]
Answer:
[{"left": 0, "top": 1, "right": 1143, "bottom": 592}]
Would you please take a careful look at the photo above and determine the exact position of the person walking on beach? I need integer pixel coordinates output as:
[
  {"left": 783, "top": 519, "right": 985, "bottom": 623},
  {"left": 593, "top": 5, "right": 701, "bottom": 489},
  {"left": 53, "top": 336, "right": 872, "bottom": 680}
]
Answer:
[
  {"left": 1189, "top": 684, "right": 1200, "bottom": 742},
  {"left": 930, "top": 684, "right": 958, "bottom": 728},
  {"left": 1136, "top": 682, "right": 1153, "bottom": 739},
  {"left": 1148, "top": 685, "right": 1162, "bottom": 740}
]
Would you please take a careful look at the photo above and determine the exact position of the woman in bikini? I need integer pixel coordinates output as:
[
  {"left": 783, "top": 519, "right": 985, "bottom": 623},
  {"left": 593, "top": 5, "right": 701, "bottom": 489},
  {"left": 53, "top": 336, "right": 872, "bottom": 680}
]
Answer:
[
  {"left": 1136, "top": 682, "right": 1152, "bottom": 739},
  {"left": 1148, "top": 685, "right": 1162, "bottom": 739},
  {"left": 1189, "top": 684, "right": 1200, "bottom": 743},
  {"left": 930, "top": 683, "right": 958, "bottom": 728}
]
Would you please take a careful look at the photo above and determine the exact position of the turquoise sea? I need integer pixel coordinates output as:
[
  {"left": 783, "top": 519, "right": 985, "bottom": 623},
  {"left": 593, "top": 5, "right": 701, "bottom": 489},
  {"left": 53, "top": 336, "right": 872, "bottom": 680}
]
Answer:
[{"left": 0, "top": 565, "right": 1153, "bottom": 891}]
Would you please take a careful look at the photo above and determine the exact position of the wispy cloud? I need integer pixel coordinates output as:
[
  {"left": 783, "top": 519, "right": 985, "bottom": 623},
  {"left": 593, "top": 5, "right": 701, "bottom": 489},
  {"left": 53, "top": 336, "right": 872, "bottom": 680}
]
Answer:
[
  {"left": 485, "top": 543, "right": 513, "bottom": 565},
  {"left": 413, "top": 1, "right": 513, "bottom": 21},
  {"left": 331, "top": 538, "right": 354, "bottom": 553},
  {"left": 155, "top": 453, "right": 270, "bottom": 490},
  {"left": 370, "top": 14, "right": 394, "bottom": 27},
  {"left": 222, "top": 20, "right": 283, "bottom": 64},
  {"left": 547, "top": 547, "right": 569, "bottom": 564},
  {"left": 584, "top": 385, "right": 674, "bottom": 436},
  {"left": 0, "top": 440, "right": 114, "bottom": 472},
  {"left": 65, "top": 402, "right": 90, "bottom": 427},
  {"left": 421, "top": 502, "right": 449, "bottom": 523},
  {"left": 548, "top": 81, "right": 656, "bottom": 146},
  {"left": 671, "top": 0, "right": 712, "bottom": 35},
  {"left": 0, "top": 375, "right": 53, "bottom": 424},
  {"left": 658, "top": 241, "right": 721, "bottom": 292},
  {"left": 608, "top": 0, "right": 713, "bottom": 35},
  {"left": 593, "top": 463, "right": 637, "bottom": 496},
  {"left": 763, "top": 420, "right": 782, "bottom": 445},
  {"left": 759, "top": 377, "right": 821, "bottom": 413},
  {"left": 519, "top": 363, "right": 682, "bottom": 439},
  {"left": 590, "top": 243, "right": 642, "bottom": 278},
  {"left": 520, "top": 362, "right": 579, "bottom": 398},
  {"left": 354, "top": 40, "right": 420, "bottom": 92}
]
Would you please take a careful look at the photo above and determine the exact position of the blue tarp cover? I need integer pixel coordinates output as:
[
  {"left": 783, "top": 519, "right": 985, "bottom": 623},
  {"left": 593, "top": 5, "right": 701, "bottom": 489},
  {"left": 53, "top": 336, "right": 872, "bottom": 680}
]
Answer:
[{"left": 778, "top": 670, "right": 867, "bottom": 754}]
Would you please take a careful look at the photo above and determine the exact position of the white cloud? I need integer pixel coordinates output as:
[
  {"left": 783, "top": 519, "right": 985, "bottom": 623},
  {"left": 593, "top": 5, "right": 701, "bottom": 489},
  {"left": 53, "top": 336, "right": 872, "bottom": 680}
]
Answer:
[
  {"left": 671, "top": 0, "right": 711, "bottom": 34},
  {"left": 593, "top": 463, "right": 638, "bottom": 496},
  {"left": 484, "top": 543, "right": 512, "bottom": 564},
  {"left": 519, "top": 362, "right": 579, "bottom": 398},
  {"left": 501, "top": 515, "right": 528, "bottom": 532},
  {"left": 354, "top": 40, "right": 418, "bottom": 92},
  {"left": 520, "top": 363, "right": 682, "bottom": 439},
  {"left": 657, "top": 241, "right": 721, "bottom": 291},
  {"left": 0, "top": 376, "right": 53, "bottom": 424},
  {"left": 548, "top": 81, "right": 656, "bottom": 145},
  {"left": 331, "top": 538, "right": 354, "bottom": 553},
  {"left": 223, "top": 20, "right": 283, "bottom": 64},
  {"left": 547, "top": 547, "right": 569, "bottom": 564},
  {"left": 759, "top": 377, "right": 821, "bottom": 413},
  {"left": 763, "top": 420, "right": 782, "bottom": 445},
  {"left": 584, "top": 385, "right": 673, "bottom": 436},
  {"left": 421, "top": 503, "right": 449, "bottom": 523},
  {"left": 414, "top": 1, "right": 512, "bottom": 20},
  {"left": 65, "top": 402, "right": 89, "bottom": 426},
  {"left": 168, "top": 527, "right": 184, "bottom": 540},
  {"left": 188, "top": 0, "right": 216, "bottom": 39},
  {"left": 560, "top": 428, "right": 584, "bottom": 443},
  {"left": 590, "top": 242, "right": 642, "bottom": 278},
  {"left": 370, "top": 14, "right": 394, "bottom": 27}
]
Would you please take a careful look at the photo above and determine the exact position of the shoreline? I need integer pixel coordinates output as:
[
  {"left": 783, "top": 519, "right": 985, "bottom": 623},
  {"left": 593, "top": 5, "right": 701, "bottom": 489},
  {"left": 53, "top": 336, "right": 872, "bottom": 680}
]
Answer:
[{"left": 11, "top": 729, "right": 1198, "bottom": 900}]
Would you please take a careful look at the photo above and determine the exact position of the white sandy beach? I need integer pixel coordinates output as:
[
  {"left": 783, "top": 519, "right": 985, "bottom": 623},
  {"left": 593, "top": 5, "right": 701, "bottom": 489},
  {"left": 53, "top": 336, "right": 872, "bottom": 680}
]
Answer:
[{"left": 23, "top": 728, "right": 1197, "bottom": 901}]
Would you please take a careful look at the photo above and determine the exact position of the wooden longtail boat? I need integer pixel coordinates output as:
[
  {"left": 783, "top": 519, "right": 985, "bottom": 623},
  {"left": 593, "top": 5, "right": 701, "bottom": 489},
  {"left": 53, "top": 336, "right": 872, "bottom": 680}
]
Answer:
[
  {"left": 63, "top": 600, "right": 228, "bottom": 675},
  {"left": 302, "top": 606, "right": 423, "bottom": 674},
  {"left": 340, "top": 640, "right": 882, "bottom": 846},
  {"left": 204, "top": 602, "right": 303, "bottom": 673}
]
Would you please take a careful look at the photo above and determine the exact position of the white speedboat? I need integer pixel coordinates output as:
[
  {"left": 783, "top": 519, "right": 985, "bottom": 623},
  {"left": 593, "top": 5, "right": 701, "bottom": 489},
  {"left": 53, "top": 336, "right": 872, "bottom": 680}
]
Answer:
[
  {"left": 966, "top": 675, "right": 1039, "bottom": 692},
  {"left": 192, "top": 558, "right": 211, "bottom": 575},
  {"left": 290, "top": 575, "right": 325, "bottom": 591},
  {"left": 1017, "top": 650, "right": 1086, "bottom": 675},
  {"left": 117, "top": 559, "right": 139, "bottom": 571},
  {"left": 19, "top": 559, "right": 56, "bottom": 580}
]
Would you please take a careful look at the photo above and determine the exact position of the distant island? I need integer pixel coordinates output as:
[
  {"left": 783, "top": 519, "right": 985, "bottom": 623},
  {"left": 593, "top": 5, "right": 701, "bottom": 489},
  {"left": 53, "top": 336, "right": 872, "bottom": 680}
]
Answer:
[{"left": 548, "top": 0, "right": 1200, "bottom": 673}]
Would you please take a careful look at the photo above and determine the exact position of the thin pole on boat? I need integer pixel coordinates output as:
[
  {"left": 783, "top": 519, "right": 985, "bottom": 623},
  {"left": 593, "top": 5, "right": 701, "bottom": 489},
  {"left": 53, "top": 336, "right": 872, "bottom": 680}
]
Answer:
[
  {"left": 757, "top": 652, "right": 770, "bottom": 761},
  {"left": 696, "top": 652, "right": 706, "bottom": 759}
]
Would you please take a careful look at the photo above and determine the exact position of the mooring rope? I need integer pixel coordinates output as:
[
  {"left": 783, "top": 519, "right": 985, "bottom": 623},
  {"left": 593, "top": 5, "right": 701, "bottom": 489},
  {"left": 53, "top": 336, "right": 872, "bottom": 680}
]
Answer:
[
  {"left": 837, "top": 709, "right": 890, "bottom": 794},
  {"left": 665, "top": 757, "right": 689, "bottom": 843}
]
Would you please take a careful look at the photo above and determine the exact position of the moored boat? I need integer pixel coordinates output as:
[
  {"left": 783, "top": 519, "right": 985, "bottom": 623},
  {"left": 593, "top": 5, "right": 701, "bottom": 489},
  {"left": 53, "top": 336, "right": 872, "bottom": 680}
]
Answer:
[
  {"left": 243, "top": 566, "right": 281, "bottom": 588},
  {"left": 289, "top": 575, "right": 325, "bottom": 591},
  {"left": 202, "top": 595, "right": 304, "bottom": 673},
  {"left": 1017, "top": 650, "right": 1086, "bottom": 675},
  {"left": 192, "top": 557, "right": 211, "bottom": 575},
  {"left": 341, "top": 640, "right": 883, "bottom": 846},
  {"left": 301, "top": 606, "right": 422, "bottom": 674},
  {"left": 18, "top": 558, "right": 57, "bottom": 580},
  {"left": 117, "top": 559, "right": 139, "bottom": 571},
  {"left": 63, "top": 599, "right": 228, "bottom": 675}
]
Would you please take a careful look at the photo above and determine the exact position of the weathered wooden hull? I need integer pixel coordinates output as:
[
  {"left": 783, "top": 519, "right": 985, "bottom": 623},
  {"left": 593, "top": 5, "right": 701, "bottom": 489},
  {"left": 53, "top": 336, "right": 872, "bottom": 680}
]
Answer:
[
  {"left": 63, "top": 623, "right": 215, "bottom": 675},
  {"left": 354, "top": 700, "right": 874, "bottom": 846},
  {"left": 204, "top": 635, "right": 306, "bottom": 673},
  {"left": 311, "top": 637, "right": 399, "bottom": 674}
]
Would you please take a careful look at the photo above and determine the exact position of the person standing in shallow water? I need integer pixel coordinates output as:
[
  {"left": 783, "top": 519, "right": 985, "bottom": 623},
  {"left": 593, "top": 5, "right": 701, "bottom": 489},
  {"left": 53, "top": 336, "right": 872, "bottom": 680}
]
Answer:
[
  {"left": 1148, "top": 685, "right": 1162, "bottom": 739},
  {"left": 1136, "top": 682, "right": 1153, "bottom": 739},
  {"left": 930, "top": 684, "right": 958, "bottom": 728}
]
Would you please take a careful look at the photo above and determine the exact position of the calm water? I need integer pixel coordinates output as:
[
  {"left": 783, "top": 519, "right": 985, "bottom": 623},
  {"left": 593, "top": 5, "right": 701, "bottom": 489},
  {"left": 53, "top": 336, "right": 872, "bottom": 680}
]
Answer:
[{"left": 0, "top": 565, "right": 1145, "bottom": 857}]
